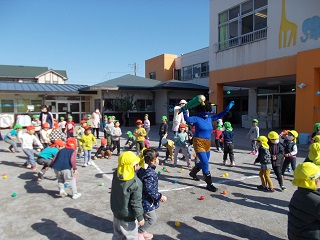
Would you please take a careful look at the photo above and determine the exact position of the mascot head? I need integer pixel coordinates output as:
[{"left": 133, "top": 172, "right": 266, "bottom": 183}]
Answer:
[{"left": 194, "top": 101, "right": 213, "bottom": 118}]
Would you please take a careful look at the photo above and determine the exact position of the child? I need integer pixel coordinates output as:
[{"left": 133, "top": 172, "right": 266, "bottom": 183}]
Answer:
[
  {"left": 246, "top": 119, "right": 259, "bottom": 155},
  {"left": 212, "top": 123, "right": 224, "bottom": 152},
  {"left": 282, "top": 130, "right": 299, "bottom": 177},
  {"left": 254, "top": 136, "right": 275, "bottom": 192},
  {"left": 124, "top": 131, "right": 136, "bottom": 150},
  {"left": 50, "top": 137, "right": 81, "bottom": 199},
  {"left": 49, "top": 122, "right": 66, "bottom": 144},
  {"left": 79, "top": 126, "right": 97, "bottom": 167},
  {"left": 143, "top": 114, "right": 151, "bottom": 139},
  {"left": 137, "top": 148, "right": 167, "bottom": 239},
  {"left": 76, "top": 120, "right": 87, "bottom": 158},
  {"left": 32, "top": 114, "right": 41, "bottom": 139},
  {"left": 158, "top": 116, "right": 168, "bottom": 149},
  {"left": 40, "top": 122, "right": 52, "bottom": 148},
  {"left": 86, "top": 114, "right": 93, "bottom": 127},
  {"left": 268, "top": 131, "right": 286, "bottom": 191},
  {"left": 134, "top": 119, "right": 147, "bottom": 155},
  {"left": 66, "top": 115, "right": 75, "bottom": 139},
  {"left": 93, "top": 138, "right": 112, "bottom": 159},
  {"left": 173, "top": 123, "right": 190, "bottom": 167},
  {"left": 4, "top": 124, "right": 22, "bottom": 153},
  {"left": 37, "top": 140, "right": 65, "bottom": 180},
  {"left": 103, "top": 116, "right": 114, "bottom": 147},
  {"left": 58, "top": 116, "right": 67, "bottom": 133},
  {"left": 101, "top": 115, "right": 108, "bottom": 134},
  {"left": 111, "top": 120, "right": 122, "bottom": 156},
  {"left": 221, "top": 122, "right": 235, "bottom": 166},
  {"left": 310, "top": 122, "right": 320, "bottom": 143},
  {"left": 161, "top": 134, "right": 175, "bottom": 163},
  {"left": 19, "top": 125, "right": 44, "bottom": 170},
  {"left": 185, "top": 124, "right": 194, "bottom": 161},
  {"left": 110, "top": 151, "right": 144, "bottom": 239}
]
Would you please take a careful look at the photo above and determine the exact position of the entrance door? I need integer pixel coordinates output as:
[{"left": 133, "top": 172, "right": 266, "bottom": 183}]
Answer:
[
  {"left": 57, "top": 102, "right": 80, "bottom": 123},
  {"left": 279, "top": 94, "right": 295, "bottom": 129}
]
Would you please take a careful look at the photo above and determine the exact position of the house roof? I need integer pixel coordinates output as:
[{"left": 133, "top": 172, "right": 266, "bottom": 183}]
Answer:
[
  {"left": 0, "top": 82, "right": 87, "bottom": 94},
  {"left": 154, "top": 80, "right": 208, "bottom": 90},
  {"left": 81, "top": 74, "right": 162, "bottom": 90},
  {"left": 0, "top": 65, "right": 68, "bottom": 79},
  {"left": 79, "top": 74, "right": 207, "bottom": 91}
]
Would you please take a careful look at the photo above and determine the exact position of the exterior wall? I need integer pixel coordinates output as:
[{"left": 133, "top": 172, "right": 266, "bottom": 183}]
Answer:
[
  {"left": 145, "top": 54, "right": 177, "bottom": 81},
  {"left": 210, "top": 0, "right": 320, "bottom": 71},
  {"left": 38, "top": 72, "right": 65, "bottom": 84},
  {"left": 180, "top": 47, "right": 210, "bottom": 87},
  {"left": 209, "top": 0, "right": 320, "bottom": 132}
]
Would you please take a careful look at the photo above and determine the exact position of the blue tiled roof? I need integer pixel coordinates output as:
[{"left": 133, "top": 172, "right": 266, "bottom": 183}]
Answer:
[{"left": 0, "top": 82, "right": 87, "bottom": 94}]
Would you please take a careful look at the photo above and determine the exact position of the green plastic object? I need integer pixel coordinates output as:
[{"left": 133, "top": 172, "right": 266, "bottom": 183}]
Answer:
[{"left": 11, "top": 192, "right": 17, "bottom": 197}]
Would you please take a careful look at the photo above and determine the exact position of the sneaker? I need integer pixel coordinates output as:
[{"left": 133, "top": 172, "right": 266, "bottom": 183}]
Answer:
[
  {"left": 32, "top": 166, "right": 37, "bottom": 171},
  {"left": 268, "top": 188, "right": 275, "bottom": 192},
  {"left": 38, "top": 172, "right": 44, "bottom": 180},
  {"left": 72, "top": 193, "right": 82, "bottom": 199},
  {"left": 138, "top": 233, "right": 145, "bottom": 240},
  {"left": 281, "top": 186, "right": 287, "bottom": 190},
  {"left": 82, "top": 164, "right": 88, "bottom": 167},
  {"left": 60, "top": 190, "right": 68, "bottom": 198},
  {"left": 8, "top": 147, "right": 14, "bottom": 153},
  {"left": 249, "top": 151, "right": 255, "bottom": 155},
  {"left": 223, "top": 160, "right": 226, "bottom": 166},
  {"left": 254, "top": 152, "right": 258, "bottom": 156},
  {"left": 143, "top": 231, "right": 153, "bottom": 239},
  {"left": 230, "top": 161, "right": 236, "bottom": 167},
  {"left": 26, "top": 164, "right": 32, "bottom": 169}
]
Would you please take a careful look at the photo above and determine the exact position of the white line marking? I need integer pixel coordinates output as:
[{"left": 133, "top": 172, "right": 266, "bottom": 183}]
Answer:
[{"left": 90, "top": 161, "right": 112, "bottom": 180}]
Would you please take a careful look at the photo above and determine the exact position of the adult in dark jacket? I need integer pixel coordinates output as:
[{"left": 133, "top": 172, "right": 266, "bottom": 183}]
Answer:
[
  {"left": 288, "top": 162, "right": 320, "bottom": 240},
  {"left": 39, "top": 105, "right": 54, "bottom": 129}
]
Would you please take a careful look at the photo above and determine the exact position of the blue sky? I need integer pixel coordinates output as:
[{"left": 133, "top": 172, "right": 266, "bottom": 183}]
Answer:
[{"left": 0, "top": 0, "right": 209, "bottom": 85}]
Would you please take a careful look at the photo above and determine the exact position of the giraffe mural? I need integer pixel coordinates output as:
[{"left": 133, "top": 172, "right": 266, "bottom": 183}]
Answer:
[{"left": 279, "top": 0, "right": 297, "bottom": 48}]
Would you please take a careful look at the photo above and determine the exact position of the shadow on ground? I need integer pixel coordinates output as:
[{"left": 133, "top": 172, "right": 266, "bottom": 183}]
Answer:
[{"left": 31, "top": 218, "right": 83, "bottom": 240}]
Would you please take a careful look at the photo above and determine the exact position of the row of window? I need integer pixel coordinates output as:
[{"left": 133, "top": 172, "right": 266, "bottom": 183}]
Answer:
[
  {"left": 182, "top": 61, "right": 209, "bottom": 81},
  {"left": 0, "top": 100, "right": 42, "bottom": 113},
  {"left": 104, "top": 99, "right": 154, "bottom": 112},
  {"left": 218, "top": 0, "right": 268, "bottom": 51}
]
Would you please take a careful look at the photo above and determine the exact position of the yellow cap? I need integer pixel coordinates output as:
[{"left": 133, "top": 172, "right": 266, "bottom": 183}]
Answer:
[
  {"left": 308, "top": 142, "right": 320, "bottom": 166},
  {"left": 268, "top": 131, "right": 279, "bottom": 140},
  {"left": 255, "top": 136, "right": 269, "bottom": 149},
  {"left": 117, "top": 151, "right": 140, "bottom": 181},
  {"left": 292, "top": 162, "right": 320, "bottom": 190}
]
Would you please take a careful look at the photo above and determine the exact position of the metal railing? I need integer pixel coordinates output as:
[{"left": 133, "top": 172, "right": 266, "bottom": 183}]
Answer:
[{"left": 214, "top": 27, "right": 268, "bottom": 52}]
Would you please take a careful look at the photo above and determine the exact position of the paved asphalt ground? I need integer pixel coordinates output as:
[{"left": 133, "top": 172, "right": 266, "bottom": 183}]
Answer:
[{"left": 0, "top": 125, "right": 309, "bottom": 240}]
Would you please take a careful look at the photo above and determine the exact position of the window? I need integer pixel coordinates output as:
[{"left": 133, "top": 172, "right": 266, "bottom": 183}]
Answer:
[
  {"left": 1, "top": 100, "right": 14, "bottom": 113},
  {"left": 31, "top": 100, "right": 42, "bottom": 112},
  {"left": 192, "top": 64, "right": 201, "bottom": 78},
  {"left": 104, "top": 99, "right": 115, "bottom": 111},
  {"left": 134, "top": 99, "right": 154, "bottom": 111},
  {"left": 217, "top": 0, "right": 268, "bottom": 51},
  {"left": 149, "top": 72, "right": 156, "bottom": 79},
  {"left": 17, "top": 99, "right": 30, "bottom": 113},
  {"left": 201, "top": 62, "right": 209, "bottom": 77},
  {"left": 182, "top": 66, "right": 192, "bottom": 80}
]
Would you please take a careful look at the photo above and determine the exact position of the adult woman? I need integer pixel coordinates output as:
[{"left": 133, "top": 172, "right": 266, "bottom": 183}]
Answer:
[
  {"left": 91, "top": 109, "right": 102, "bottom": 139},
  {"left": 39, "top": 105, "right": 54, "bottom": 129},
  {"left": 182, "top": 100, "right": 234, "bottom": 192}
]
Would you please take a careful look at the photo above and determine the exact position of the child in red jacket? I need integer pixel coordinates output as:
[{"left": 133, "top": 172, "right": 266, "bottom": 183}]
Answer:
[{"left": 212, "top": 123, "right": 224, "bottom": 152}]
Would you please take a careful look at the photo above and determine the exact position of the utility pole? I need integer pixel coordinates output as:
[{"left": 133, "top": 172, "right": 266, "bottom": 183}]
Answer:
[{"left": 128, "top": 62, "right": 137, "bottom": 76}]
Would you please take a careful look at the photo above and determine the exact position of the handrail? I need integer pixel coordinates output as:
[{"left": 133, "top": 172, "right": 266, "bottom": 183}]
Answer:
[{"left": 214, "top": 27, "right": 268, "bottom": 52}]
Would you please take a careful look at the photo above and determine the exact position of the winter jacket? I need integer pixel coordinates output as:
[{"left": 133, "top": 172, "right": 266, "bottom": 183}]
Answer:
[
  {"left": 288, "top": 188, "right": 320, "bottom": 240},
  {"left": 254, "top": 147, "right": 272, "bottom": 170},
  {"left": 79, "top": 133, "right": 97, "bottom": 150},
  {"left": 110, "top": 171, "right": 144, "bottom": 222},
  {"left": 174, "top": 132, "right": 188, "bottom": 147},
  {"left": 159, "top": 123, "right": 168, "bottom": 136},
  {"left": 50, "top": 148, "right": 77, "bottom": 170},
  {"left": 134, "top": 127, "right": 146, "bottom": 142},
  {"left": 137, "top": 164, "right": 162, "bottom": 212},
  {"left": 269, "top": 142, "right": 285, "bottom": 167}
]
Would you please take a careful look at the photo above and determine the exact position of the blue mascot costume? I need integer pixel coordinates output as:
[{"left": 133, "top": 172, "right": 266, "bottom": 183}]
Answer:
[{"left": 182, "top": 97, "right": 234, "bottom": 192}]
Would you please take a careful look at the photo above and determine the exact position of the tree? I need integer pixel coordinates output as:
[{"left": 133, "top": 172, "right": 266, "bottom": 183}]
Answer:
[{"left": 112, "top": 93, "right": 138, "bottom": 126}]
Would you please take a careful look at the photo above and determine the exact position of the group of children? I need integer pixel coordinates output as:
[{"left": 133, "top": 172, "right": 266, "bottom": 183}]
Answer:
[{"left": 110, "top": 148, "right": 166, "bottom": 240}]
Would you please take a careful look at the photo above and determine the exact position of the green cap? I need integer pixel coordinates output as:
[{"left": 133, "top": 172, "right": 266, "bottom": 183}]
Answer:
[
  {"left": 252, "top": 119, "right": 258, "bottom": 123},
  {"left": 126, "top": 131, "right": 133, "bottom": 138},
  {"left": 104, "top": 115, "right": 108, "bottom": 118},
  {"left": 33, "top": 115, "right": 39, "bottom": 119},
  {"left": 87, "top": 114, "right": 92, "bottom": 117},
  {"left": 68, "top": 115, "right": 73, "bottom": 119},
  {"left": 60, "top": 116, "right": 65, "bottom": 120},
  {"left": 13, "top": 124, "right": 23, "bottom": 130},
  {"left": 107, "top": 116, "right": 112, "bottom": 119},
  {"left": 224, "top": 122, "right": 233, "bottom": 131},
  {"left": 162, "top": 116, "right": 167, "bottom": 121},
  {"left": 145, "top": 114, "right": 149, "bottom": 117}
]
